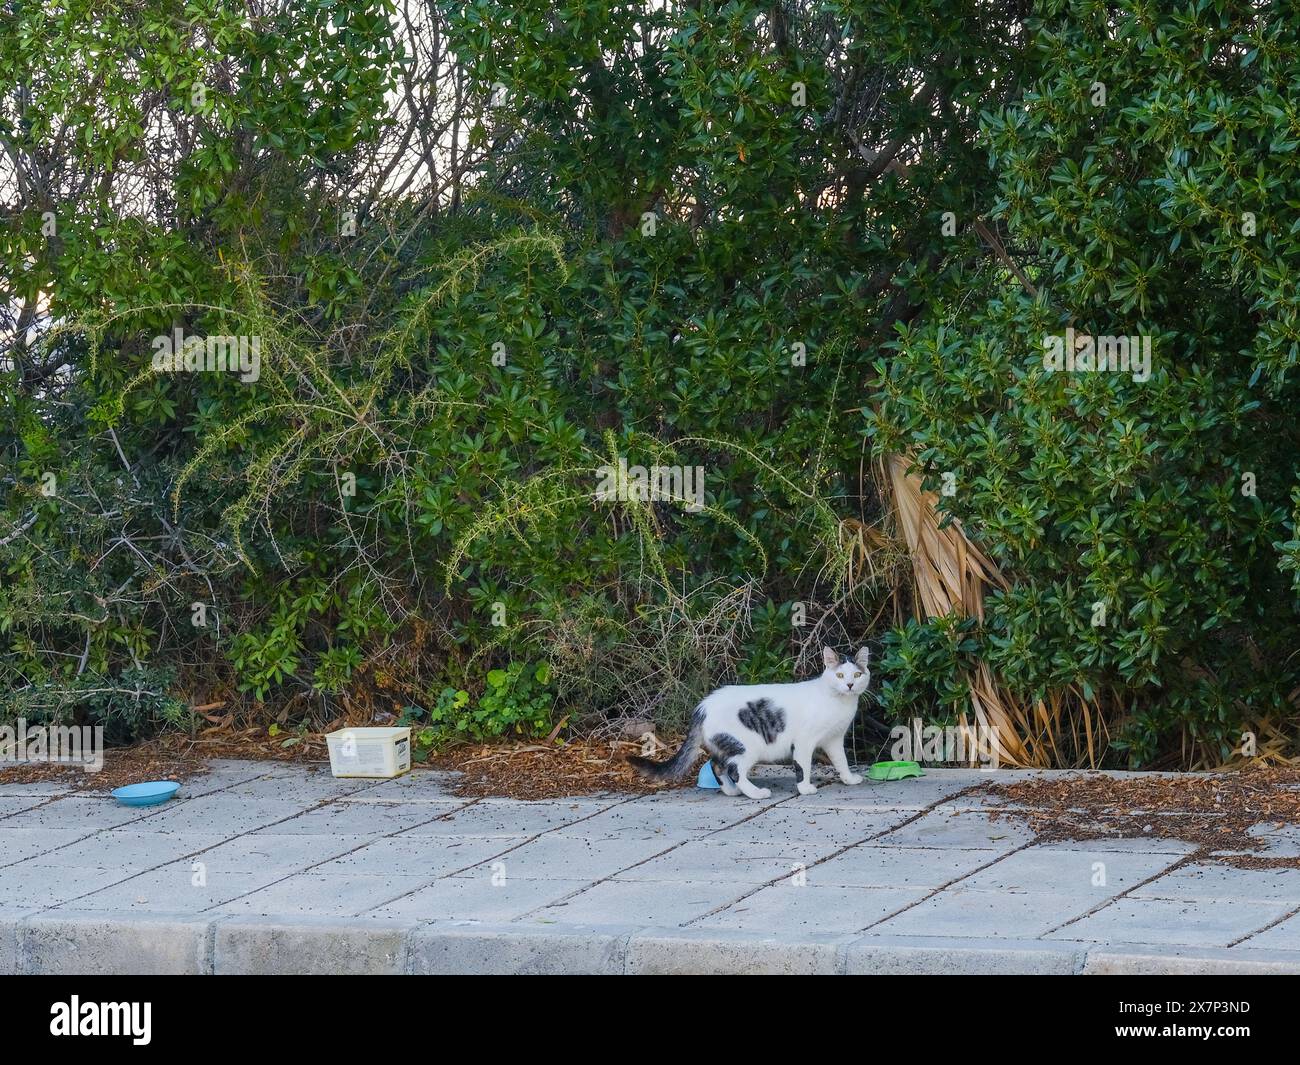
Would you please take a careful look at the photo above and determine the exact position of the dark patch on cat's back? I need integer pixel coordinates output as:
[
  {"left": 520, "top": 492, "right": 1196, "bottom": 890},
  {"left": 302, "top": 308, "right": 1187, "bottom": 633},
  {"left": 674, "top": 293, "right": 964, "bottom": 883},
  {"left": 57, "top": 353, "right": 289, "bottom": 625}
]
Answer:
[
  {"left": 707, "top": 732, "right": 745, "bottom": 760},
  {"left": 737, "top": 698, "right": 786, "bottom": 745}
]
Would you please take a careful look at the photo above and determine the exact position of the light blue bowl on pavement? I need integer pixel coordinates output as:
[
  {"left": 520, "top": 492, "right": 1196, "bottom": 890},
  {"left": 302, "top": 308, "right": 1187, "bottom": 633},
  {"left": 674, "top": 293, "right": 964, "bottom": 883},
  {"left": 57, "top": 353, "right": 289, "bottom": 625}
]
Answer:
[
  {"left": 697, "top": 761, "right": 722, "bottom": 789},
  {"left": 111, "top": 780, "right": 181, "bottom": 807}
]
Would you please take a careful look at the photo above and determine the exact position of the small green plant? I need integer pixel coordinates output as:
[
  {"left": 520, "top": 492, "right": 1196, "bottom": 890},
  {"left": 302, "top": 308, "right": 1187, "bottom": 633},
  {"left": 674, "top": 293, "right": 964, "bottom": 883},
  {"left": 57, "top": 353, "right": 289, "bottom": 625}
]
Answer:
[
  {"left": 398, "top": 691, "right": 466, "bottom": 761},
  {"left": 399, "top": 664, "right": 554, "bottom": 754},
  {"left": 474, "top": 661, "right": 554, "bottom": 740}
]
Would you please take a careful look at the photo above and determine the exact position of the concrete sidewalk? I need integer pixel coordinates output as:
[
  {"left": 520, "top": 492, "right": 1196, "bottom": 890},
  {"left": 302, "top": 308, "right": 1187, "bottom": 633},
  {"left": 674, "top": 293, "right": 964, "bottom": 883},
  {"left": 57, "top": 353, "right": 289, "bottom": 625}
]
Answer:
[{"left": 2, "top": 760, "right": 1300, "bottom": 974}]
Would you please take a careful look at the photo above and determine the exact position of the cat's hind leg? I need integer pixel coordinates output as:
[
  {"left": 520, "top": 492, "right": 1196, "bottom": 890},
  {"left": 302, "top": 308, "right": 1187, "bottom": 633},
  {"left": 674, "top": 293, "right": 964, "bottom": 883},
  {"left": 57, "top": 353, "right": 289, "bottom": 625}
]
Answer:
[
  {"left": 793, "top": 739, "right": 817, "bottom": 795},
  {"left": 707, "top": 733, "right": 749, "bottom": 797},
  {"left": 729, "top": 754, "right": 770, "bottom": 800},
  {"left": 824, "top": 738, "right": 864, "bottom": 786},
  {"left": 713, "top": 757, "right": 739, "bottom": 797}
]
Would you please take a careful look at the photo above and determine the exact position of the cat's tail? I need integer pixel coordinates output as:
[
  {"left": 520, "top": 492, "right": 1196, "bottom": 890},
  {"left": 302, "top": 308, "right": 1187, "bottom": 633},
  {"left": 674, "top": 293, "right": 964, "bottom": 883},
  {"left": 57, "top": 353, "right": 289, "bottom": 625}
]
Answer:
[{"left": 627, "top": 706, "right": 704, "bottom": 782}]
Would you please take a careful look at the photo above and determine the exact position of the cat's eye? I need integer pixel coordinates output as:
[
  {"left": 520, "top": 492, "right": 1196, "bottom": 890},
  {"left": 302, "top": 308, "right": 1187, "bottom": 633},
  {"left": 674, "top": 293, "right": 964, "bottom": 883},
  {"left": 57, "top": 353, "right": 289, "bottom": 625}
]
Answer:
[
  {"left": 854, "top": 672, "right": 862, "bottom": 678},
  {"left": 836, "top": 672, "right": 843, "bottom": 678}
]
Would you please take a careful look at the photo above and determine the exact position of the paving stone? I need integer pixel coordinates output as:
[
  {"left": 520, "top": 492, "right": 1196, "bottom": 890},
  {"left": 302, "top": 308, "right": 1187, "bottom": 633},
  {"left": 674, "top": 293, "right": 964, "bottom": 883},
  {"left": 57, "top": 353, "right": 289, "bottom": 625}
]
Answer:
[
  {"left": 136, "top": 796, "right": 309, "bottom": 835},
  {"left": 0, "top": 796, "right": 50, "bottom": 819},
  {"left": 812, "top": 845, "right": 1005, "bottom": 890},
  {"left": 55, "top": 861, "right": 288, "bottom": 914},
  {"left": 166, "top": 831, "right": 373, "bottom": 873},
  {"left": 0, "top": 861, "right": 135, "bottom": 908},
  {"left": 533, "top": 877, "right": 745, "bottom": 927},
  {"left": 708, "top": 807, "right": 908, "bottom": 847},
  {"left": 1233, "top": 910, "right": 1300, "bottom": 951},
  {"left": 874, "top": 810, "right": 1037, "bottom": 849},
  {"left": 549, "top": 800, "right": 742, "bottom": 840},
  {"left": 1034, "top": 836, "right": 1200, "bottom": 855},
  {"left": 1132, "top": 862, "right": 1300, "bottom": 903},
  {"left": 797, "top": 768, "right": 996, "bottom": 811},
  {"left": 212, "top": 871, "right": 439, "bottom": 917},
  {"left": 1051, "top": 896, "right": 1291, "bottom": 948},
  {"left": 599, "top": 791, "right": 786, "bottom": 835},
  {"left": 0, "top": 778, "right": 74, "bottom": 797},
  {"left": 368, "top": 874, "right": 589, "bottom": 921},
  {"left": 220, "top": 773, "right": 380, "bottom": 802},
  {"left": 397, "top": 799, "right": 614, "bottom": 837},
  {"left": 32, "top": 831, "right": 229, "bottom": 870},
  {"left": 247, "top": 801, "right": 445, "bottom": 836},
  {"left": 0, "top": 827, "right": 95, "bottom": 866},
  {"left": 448, "top": 833, "right": 673, "bottom": 883},
  {"left": 613, "top": 838, "right": 839, "bottom": 884},
  {"left": 170, "top": 767, "right": 273, "bottom": 797},
  {"left": 1241, "top": 824, "right": 1300, "bottom": 857},
  {"left": 872, "top": 888, "right": 1098, "bottom": 938},
  {"left": 700, "top": 884, "right": 926, "bottom": 935},
  {"left": 313, "top": 834, "right": 514, "bottom": 877},
  {"left": 341, "top": 771, "right": 463, "bottom": 802},
  {"left": 7, "top": 795, "right": 155, "bottom": 833},
  {"left": 956, "top": 846, "right": 1180, "bottom": 895}
]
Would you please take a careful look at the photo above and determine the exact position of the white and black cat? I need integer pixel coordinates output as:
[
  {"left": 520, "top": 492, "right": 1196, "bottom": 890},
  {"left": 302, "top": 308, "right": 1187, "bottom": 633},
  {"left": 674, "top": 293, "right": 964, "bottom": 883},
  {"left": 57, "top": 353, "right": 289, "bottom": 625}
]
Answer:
[{"left": 630, "top": 647, "right": 869, "bottom": 799}]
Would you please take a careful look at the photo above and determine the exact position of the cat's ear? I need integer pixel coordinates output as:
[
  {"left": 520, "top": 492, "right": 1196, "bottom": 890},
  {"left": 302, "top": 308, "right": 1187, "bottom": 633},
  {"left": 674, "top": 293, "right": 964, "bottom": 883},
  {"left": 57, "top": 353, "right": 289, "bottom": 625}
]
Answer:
[
  {"left": 821, "top": 647, "right": 840, "bottom": 670},
  {"left": 855, "top": 646, "right": 871, "bottom": 669}
]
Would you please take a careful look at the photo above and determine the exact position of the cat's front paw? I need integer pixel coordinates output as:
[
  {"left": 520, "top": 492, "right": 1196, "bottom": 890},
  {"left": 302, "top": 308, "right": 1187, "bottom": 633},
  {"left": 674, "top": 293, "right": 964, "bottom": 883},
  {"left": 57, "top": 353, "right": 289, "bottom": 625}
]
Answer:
[
  {"left": 797, "top": 781, "right": 818, "bottom": 796},
  {"left": 840, "top": 773, "right": 864, "bottom": 786}
]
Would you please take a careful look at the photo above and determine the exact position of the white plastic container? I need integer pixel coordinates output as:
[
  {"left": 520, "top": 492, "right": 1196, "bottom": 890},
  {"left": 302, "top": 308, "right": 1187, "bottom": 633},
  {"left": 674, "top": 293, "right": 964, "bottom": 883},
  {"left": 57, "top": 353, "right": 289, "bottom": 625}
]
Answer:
[{"left": 325, "top": 726, "right": 412, "bottom": 779}]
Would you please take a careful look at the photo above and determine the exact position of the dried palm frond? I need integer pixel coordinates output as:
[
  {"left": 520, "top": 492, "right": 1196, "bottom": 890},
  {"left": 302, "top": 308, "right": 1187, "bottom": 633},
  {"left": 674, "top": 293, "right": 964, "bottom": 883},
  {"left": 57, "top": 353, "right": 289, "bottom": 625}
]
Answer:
[
  {"left": 1205, "top": 716, "right": 1300, "bottom": 770},
  {"left": 882, "top": 453, "right": 1106, "bottom": 768}
]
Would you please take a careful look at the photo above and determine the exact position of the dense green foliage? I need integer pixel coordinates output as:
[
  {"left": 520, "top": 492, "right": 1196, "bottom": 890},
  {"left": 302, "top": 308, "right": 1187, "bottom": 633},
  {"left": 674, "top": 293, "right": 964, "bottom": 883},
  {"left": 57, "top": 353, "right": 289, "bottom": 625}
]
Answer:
[
  {"left": 4, "top": 1, "right": 1299, "bottom": 766},
  {"left": 873, "top": 0, "right": 1300, "bottom": 764}
]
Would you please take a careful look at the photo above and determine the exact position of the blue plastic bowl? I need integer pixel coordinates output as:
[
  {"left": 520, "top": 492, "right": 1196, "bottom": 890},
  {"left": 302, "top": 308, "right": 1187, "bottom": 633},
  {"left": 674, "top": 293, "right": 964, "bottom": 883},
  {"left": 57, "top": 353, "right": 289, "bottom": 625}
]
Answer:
[
  {"left": 111, "top": 780, "right": 181, "bottom": 807},
  {"left": 696, "top": 761, "right": 722, "bottom": 790}
]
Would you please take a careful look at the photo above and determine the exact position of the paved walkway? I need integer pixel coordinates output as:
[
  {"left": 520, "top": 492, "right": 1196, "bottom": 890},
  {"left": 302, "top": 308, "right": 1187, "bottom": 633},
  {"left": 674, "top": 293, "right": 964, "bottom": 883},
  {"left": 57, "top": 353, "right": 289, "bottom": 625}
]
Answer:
[{"left": 2, "top": 760, "right": 1299, "bottom": 973}]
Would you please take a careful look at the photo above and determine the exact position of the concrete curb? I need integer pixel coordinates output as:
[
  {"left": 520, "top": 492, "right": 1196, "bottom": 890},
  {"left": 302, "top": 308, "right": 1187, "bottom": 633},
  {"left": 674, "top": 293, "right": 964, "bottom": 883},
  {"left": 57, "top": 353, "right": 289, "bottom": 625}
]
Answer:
[
  {"left": 844, "top": 934, "right": 1084, "bottom": 975},
  {"left": 0, "top": 909, "right": 38, "bottom": 975},
  {"left": 18, "top": 911, "right": 211, "bottom": 975},
  {"left": 213, "top": 915, "right": 417, "bottom": 975},
  {"left": 1082, "top": 944, "right": 1300, "bottom": 975},
  {"left": 626, "top": 927, "right": 847, "bottom": 975},
  {"left": 409, "top": 922, "right": 638, "bottom": 975},
  {"left": 5, "top": 912, "right": 1300, "bottom": 974}
]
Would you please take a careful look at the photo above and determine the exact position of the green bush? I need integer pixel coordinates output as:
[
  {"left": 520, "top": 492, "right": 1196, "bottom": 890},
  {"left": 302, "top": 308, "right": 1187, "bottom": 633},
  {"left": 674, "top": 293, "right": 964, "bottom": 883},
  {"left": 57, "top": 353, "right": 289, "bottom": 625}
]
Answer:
[
  {"left": 871, "top": 1, "right": 1300, "bottom": 765},
  {"left": 6, "top": 1, "right": 1299, "bottom": 768}
]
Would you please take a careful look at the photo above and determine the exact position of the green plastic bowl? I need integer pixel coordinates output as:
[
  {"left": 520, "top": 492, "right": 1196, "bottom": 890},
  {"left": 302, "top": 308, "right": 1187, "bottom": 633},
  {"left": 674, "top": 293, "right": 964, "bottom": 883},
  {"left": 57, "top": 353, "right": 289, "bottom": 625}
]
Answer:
[{"left": 867, "top": 760, "right": 925, "bottom": 782}]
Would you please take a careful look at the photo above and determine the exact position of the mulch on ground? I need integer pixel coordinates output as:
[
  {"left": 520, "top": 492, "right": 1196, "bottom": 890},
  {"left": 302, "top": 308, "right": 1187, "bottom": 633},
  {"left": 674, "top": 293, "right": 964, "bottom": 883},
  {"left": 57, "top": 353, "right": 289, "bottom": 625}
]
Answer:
[
  {"left": 426, "top": 739, "right": 675, "bottom": 799},
  {"left": 984, "top": 768, "right": 1300, "bottom": 869},
  {"left": 0, "top": 728, "right": 672, "bottom": 801},
  {"left": 0, "top": 742, "right": 210, "bottom": 792}
]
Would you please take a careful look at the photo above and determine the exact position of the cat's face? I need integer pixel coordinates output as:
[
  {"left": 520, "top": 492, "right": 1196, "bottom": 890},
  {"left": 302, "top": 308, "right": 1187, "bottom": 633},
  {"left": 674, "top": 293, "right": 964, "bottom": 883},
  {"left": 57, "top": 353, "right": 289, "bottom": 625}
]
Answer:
[{"left": 821, "top": 646, "right": 870, "bottom": 696}]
